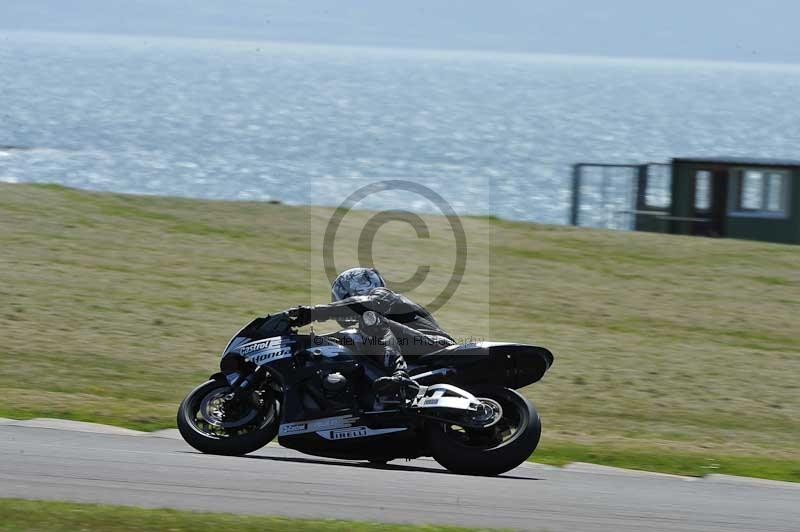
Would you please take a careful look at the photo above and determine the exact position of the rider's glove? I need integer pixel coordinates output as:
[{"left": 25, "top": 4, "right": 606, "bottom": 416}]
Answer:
[{"left": 287, "top": 306, "right": 313, "bottom": 327}]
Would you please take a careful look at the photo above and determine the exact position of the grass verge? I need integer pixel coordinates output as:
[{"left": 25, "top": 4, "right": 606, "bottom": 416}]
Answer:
[
  {"left": 0, "top": 183, "right": 798, "bottom": 481},
  {"left": 532, "top": 442, "right": 800, "bottom": 482},
  {"left": 0, "top": 498, "right": 492, "bottom": 532}
]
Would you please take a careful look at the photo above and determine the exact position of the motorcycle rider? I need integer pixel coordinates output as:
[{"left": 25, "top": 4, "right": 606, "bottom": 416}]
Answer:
[{"left": 289, "top": 267, "right": 455, "bottom": 395}]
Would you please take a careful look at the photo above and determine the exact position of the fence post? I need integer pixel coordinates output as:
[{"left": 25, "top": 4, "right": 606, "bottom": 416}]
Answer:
[{"left": 571, "top": 164, "right": 581, "bottom": 226}]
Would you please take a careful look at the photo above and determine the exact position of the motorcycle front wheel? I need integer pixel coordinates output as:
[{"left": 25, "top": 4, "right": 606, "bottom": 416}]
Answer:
[
  {"left": 427, "top": 387, "right": 541, "bottom": 476},
  {"left": 177, "top": 379, "right": 279, "bottom": 456}
]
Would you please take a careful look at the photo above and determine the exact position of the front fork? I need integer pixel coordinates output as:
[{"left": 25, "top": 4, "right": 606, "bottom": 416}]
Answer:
[{"left": 211, "top": 366, "right": 266, "bottom": 403}]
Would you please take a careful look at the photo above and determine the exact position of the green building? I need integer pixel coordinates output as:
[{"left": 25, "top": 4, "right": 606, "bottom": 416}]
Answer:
[{"left": 572, "top": 157, "right": 800, "bottom": 245}]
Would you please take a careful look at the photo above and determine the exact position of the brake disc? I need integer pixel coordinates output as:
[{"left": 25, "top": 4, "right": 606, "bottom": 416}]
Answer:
[{"left": 199, "top": 390, "right": 259, "bottom": 429}]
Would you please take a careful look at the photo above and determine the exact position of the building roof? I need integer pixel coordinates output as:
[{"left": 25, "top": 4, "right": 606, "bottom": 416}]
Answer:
[{"left": 672, "top": 156, "right": 800, "bottom": 168}]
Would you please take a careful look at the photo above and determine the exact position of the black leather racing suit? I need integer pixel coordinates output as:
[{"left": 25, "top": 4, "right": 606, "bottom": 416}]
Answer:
[{"left": 309, "top": 287, "right": 455, "bottom": 374}]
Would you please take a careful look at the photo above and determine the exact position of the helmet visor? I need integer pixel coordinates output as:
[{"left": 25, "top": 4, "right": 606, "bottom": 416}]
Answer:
[{"left": 331, "top": 267, "right": 385, "bottom": 301}]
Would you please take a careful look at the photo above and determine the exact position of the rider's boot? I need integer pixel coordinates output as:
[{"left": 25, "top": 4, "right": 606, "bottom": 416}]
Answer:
[{"left": 373, "top": 370, "right": 411, "bottom": 396}]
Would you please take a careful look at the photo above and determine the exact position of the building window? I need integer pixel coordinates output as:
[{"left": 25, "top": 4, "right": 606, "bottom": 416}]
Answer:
[
  {"left": 740, "top": 171, "right": 764, "bottom": 210},
  {"left": 767, "top": 173, "right": 785, "bottom": 211},
  {"left": 695, "top": 170, "right": 711, "bottom": 211},
  {"left": 732, "top": 168, "right": 790, "bottom": 217}
]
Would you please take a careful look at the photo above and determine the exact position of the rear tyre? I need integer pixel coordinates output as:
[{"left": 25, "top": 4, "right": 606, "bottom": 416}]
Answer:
[
  {"left": 177, "top": 380, "right": 279, "bottom": 456},
  {"left": 427, "top": 387, "right": 541, "bottom": 476}
]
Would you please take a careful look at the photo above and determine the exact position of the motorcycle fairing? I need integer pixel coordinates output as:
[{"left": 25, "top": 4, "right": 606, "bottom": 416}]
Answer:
[
  {"left": 408, "top": 341, "right": 554, "bottom": 389},
  {"left": 278, "top": 414, "right": 360, "bottom": 437},
  {"left": 316, "top": 426, "right": 406, "bottom": 440},
  {"left": 278, "top": 413, "right": 408, "bottom": 441},
  {"left": 278, "top": 413, "right": 423, "bottom": 461},
  {"left": 236, "top": 336, "right": 295, "bottom": 365}
]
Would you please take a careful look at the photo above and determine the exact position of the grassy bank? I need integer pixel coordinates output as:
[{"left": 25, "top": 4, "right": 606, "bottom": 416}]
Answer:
[
  {"left": 0, "top": 499, "right": 489, "bottom": 531},
  {"left": 0, "top": 183, "right": 798, "bottom": 480}
]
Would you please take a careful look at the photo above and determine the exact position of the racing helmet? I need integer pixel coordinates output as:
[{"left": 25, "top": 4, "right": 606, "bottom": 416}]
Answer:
[{"left": 331, "top": 267, "right": 386, "bottom": 302}]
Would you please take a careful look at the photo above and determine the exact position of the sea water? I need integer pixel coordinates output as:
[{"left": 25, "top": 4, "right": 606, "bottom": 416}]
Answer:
[{"left": 2, "top": 31, "right": 800, "bottom": 224}]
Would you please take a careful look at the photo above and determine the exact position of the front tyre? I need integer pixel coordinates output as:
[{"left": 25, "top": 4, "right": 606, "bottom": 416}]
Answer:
[
  {"left": 177, "top": 379, "right": 279, "bottom": 456},
  {"left": 427, "top": 387, "right": 541, "bottom": 476}
]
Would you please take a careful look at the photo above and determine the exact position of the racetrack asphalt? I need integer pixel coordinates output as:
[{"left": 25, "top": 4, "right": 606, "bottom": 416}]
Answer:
[{"left": 1, "top": 419, "right": 798, "bottom": 531}]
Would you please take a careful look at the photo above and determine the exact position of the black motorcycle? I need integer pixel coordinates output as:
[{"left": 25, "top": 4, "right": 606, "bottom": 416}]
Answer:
[{"left": 177, "top": 310, "right": 554, "bottom": 476}]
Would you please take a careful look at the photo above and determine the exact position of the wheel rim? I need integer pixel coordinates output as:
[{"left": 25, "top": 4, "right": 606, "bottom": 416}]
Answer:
[
  {"left": 187, "top": 384, "right": 277, "bottom": 439},
  {"left": 441, "top": 392, "right": 527, "bottom": 450},
  {"left": 198, "top": 389, "right": 259, "bottom": 429}
]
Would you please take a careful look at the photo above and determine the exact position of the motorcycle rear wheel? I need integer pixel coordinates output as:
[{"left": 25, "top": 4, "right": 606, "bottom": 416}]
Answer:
[
  {"left": 427, "top": 387, "right": 541, "bottom": 476},
  {"left": 177, "top": 380, "right": 279, "bottom": 456}
]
